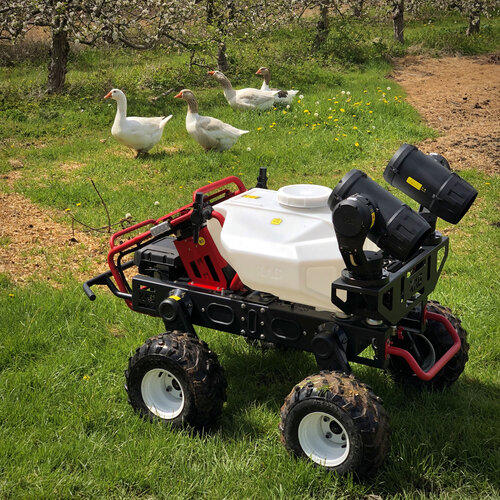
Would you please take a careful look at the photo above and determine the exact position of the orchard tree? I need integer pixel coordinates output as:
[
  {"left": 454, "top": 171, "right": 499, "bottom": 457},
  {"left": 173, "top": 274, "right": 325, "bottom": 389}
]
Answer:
[
  {"left": 391, "top": 0, "right": 404, "bottom": 43},
  {"left": 198, "top": 0, "right": 295, "bottom": 70},
  {"left": 0, "top": 0, "right": 193, "bottom": 93},
  {"left": 436, "top": 0, "right": 496, "bottom": 34}
]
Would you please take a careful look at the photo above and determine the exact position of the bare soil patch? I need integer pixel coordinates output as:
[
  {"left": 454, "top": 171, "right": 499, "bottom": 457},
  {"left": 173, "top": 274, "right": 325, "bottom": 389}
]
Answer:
[
  {"left": 0, "top": 192, "right": 107, "bottom": 286},
  {"left": 392, "top": 54, "right": 499, "bottom": 174}
]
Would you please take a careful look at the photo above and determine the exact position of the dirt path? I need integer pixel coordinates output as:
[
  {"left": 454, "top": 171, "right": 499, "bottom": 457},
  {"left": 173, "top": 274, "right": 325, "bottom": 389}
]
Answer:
[
  {"left": 0, "top": 192, "right": 106, "bottom": 286},
  {"left": 392, "top": 54, "right": 499, "bottom": 175}
]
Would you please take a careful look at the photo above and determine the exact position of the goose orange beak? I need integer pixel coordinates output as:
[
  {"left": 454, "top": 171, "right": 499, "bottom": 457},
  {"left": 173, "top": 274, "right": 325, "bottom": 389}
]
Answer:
[
  {"left": 103, "top": 91, "right": 112, "bottom": 99},
  {"left": 174, "top": 91, "right": 183, "bottom": 99},
  {"left": 207, "top": 71, "right": 215, "bottom": 75},
  {"left": 255, "top": 69, "right": 262, "bottom": 75}
]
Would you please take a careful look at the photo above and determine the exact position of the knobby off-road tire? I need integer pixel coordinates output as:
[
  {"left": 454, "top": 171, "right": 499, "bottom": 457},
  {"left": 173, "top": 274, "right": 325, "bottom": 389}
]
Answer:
[
  {"left": 388, "top": 300, "right": 470, "bottom": 390},
  {"left": 280, "top": 371, "right": 390, "bottom": 477},
  {"left": 125, "top": 331, "right": 227, "bottom": 430}
]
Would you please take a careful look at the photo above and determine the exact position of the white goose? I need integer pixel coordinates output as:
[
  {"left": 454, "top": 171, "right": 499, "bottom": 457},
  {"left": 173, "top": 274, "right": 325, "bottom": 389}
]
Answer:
[
  {"left": 175, "top": 89, "right": 249, "bottom": 152},
  {"left": 208, "top": 70, "right": 279, "bottom": 111},
  {"left": 104, "top": 88, "right": 172, "bottom": 157},
  {"left": 255, "top": 67, "right": 299, "bottom": 105}
]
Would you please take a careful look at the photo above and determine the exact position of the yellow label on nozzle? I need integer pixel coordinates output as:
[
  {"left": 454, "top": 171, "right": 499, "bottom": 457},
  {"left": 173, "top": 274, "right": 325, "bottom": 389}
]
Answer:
[{"left": 406, "top": 176, "right": 423, "bottom": 191}]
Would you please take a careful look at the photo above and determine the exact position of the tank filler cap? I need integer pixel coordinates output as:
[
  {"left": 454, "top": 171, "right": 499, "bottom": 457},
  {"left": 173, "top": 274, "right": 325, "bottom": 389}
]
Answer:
[{"left": 277, "top": 184, "right": 332, "bottom": 208}]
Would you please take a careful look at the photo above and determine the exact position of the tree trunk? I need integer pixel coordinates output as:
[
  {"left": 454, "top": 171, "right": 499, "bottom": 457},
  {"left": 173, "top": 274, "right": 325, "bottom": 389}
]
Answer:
[
  {"left": 313, "top": 3, "right": 329, "bottom": 49},
  {"left": 47, "top": 29, "right": 69, "bottom": 93},
  {"left": 353, "top": 0, "right": 365, "bottom": 18},
  {"left": 466, "top": 10, "right": 481, "bottom": 35},
  {"left": 206, "top": 0, "right": 214, "bottom": 24},
  {"left": 217, "top": 42, "right": 229, "bottom": 72},
  {"left": 392, "top": 0, "right": 404, "bottom": 44}
]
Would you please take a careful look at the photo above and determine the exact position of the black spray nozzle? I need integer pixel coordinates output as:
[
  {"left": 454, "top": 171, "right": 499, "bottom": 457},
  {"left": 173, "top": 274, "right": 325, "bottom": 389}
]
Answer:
[
  {"left": 384, "top": 144, "right": 477, "bottom": 224},
  {"left": 329, "top": 169, "right": 431, "bottom": 261}
]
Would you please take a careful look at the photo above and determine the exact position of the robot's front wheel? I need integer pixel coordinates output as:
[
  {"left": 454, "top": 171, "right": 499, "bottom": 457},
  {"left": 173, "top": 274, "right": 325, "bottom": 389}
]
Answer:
[
  {"left": 279, "top": 371, "right": 390, "bottom": 476},
  {"left": 125, "top": 331, "right": 227, "bottom": 430}
]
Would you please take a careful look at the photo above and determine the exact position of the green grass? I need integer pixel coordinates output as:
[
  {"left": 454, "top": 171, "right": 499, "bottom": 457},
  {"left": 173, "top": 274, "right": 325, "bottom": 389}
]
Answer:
[{"left": 0, "top": 16, "right": 499, "bottom": 499}]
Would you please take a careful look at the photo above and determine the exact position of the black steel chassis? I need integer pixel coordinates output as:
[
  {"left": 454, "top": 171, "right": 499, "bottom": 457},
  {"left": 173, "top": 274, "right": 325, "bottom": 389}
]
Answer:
[{"left": 83, "top": 233, "right": 449, "bottom": 374}]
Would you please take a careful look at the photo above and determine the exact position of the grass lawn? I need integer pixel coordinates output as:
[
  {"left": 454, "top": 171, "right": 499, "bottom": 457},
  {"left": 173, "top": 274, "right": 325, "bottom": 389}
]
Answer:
[{"left": 0, "top": 16, "right": 499, "bottom": 499}]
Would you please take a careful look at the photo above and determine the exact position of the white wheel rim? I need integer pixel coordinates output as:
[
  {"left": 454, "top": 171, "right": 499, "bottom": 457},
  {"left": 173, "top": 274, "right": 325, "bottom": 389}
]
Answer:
[
  {"left": 141, "top": 368, "right": 185, "bottom": 420},
  {"left": 298, "top": 411, "right": 350, "bottom": 467}
]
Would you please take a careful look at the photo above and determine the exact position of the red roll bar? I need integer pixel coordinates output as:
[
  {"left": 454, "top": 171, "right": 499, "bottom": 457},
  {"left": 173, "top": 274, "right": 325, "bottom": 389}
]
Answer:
[{"left": 105, "top": 177, "right": 246, "bottom": 307}]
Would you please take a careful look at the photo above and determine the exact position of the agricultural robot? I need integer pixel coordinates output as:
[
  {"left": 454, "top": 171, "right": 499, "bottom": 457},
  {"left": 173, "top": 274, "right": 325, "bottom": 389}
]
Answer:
[{"left": 84, "top": 144, "right": 477, "bottom": 475}]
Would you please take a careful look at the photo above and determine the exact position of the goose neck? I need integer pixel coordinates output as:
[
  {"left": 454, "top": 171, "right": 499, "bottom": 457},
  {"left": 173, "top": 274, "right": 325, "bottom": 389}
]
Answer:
[
  {"left": 185, "top": 96, "right": 199, "bottom": 114},
  {"left": 115, "top": 95, "right": 127, "bottom": 122}
]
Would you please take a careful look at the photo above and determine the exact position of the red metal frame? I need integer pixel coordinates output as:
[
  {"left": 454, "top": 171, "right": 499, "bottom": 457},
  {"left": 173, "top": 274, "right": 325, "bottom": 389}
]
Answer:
[
  {"left": 193, "top": 176, "right": 245, "bottom": 201},
  {"left": 105, "top": 177, "right": 246, "bottom": 308},
  {"left": 386, "top": 309, "right": 462, "bottom": 381},
  {"left": 174, "top": 226, "right": 231, "bottom": 290}
]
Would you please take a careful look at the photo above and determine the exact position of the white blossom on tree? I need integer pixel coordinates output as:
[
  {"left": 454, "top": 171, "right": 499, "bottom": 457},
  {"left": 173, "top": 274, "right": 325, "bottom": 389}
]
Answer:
[{"left": 0, "top": 0, "right": 195, "bottom": 92}]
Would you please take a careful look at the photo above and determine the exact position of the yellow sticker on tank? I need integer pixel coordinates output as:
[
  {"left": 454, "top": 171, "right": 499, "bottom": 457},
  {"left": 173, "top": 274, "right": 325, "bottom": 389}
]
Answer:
[
  {"left": 197, "top": 237, "right": 205, "bottom": 246},
  {"left": 243, "top": 195, "right": 260, "bottom": 199},
  {"left": 406, "top": 176, "right": 422, "bottom": 191},
  {"left": 271, "top": 218, "right": 283, "bottom": 225}
]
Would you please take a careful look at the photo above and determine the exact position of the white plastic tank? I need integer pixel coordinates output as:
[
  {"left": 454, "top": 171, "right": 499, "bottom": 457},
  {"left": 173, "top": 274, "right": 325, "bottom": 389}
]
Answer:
[{"left": 207, "top": 185, "right": 378, "bottom": 312}]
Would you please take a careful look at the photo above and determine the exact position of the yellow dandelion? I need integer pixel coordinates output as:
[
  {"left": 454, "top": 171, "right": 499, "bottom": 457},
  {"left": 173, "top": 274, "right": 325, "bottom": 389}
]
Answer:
[
  {"left": 369, "top": 110, "right": 373, "bottom": 114},
  {"left": 304, "top": 109, "right": 310, "bottom": 113},
  {"left": 355, "top": 142, "right": 359, "bottom": 147},
  {"left": 328, "top": 116, "right": 333, "bottom": 119},
  {"left": 340, "top": 108, "right": 345, "bottom": 112},
  {"left": 366, "top": 102, "right": 371, "bottom": 106},
  {"left": 257, "top": 127, "right": 262, "bottom": 130},
  {"left": 335, "top": 137, "right": 339, "bottom": 141},
  {"left": 83, "top": 375, "right": 90, "bottom": 381},
  {"left": 65, "top": 208, "right": 70, "bottom": 212},
  {"left": 283, "top": 110, "right": 287, "bottom": 114},
  {"left": 8, "top": 293, "right": 14, "bottom": 297},
  {"left": 297, "top": 99, "right": 301, "bottom": 103},
  {"left": 334, "top": 101, "right": 338, "bottom": 104},
  {"left": 353, "top": 126, "right": 358, "bottom": 130},
  {"left": 179, "top": 186, "right": 183, "bottom": 189},
  {"left": 76, "top": 202, "right": 81, "bottom": 207},
  {"left": 342, "top": 133, "right": 347, "bottom": 137},
  {"left": 333, "top": 118, "right": 339, "bottom": 122}
]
